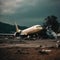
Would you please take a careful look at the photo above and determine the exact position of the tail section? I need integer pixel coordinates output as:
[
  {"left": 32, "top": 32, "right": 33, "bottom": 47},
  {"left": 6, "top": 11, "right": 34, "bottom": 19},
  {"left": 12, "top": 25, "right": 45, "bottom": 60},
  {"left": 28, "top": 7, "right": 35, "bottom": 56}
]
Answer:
[{"left": 15, "top": 22, "right": 21, "bottom": 33}]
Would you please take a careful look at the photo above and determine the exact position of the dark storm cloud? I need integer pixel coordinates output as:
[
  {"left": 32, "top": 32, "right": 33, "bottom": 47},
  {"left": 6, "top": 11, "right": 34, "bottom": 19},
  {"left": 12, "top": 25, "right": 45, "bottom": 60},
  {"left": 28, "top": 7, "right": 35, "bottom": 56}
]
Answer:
[
  {"left": 51, "top": 0, "right": 60, "bottom": 2},
  {"left": 0, "top": 0, "right": 60, "bottom": 26},
  {"left": 13, "top": 0, "right": 60, "bottom": 18}
]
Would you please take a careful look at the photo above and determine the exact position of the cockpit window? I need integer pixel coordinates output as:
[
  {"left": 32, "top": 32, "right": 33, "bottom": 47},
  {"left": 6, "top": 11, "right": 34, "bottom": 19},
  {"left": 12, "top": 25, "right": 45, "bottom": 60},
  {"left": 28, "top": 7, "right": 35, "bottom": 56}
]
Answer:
[{"left": 36, "top": 25, "right": 41, "bottom": 28}]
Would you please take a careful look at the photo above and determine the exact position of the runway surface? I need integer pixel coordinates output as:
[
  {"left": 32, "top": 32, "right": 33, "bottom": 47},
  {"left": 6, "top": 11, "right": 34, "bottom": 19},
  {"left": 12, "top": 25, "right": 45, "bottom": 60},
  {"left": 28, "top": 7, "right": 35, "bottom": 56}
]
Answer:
[{"left": 0, "top": 39, "right": 60, "bottom": 48}]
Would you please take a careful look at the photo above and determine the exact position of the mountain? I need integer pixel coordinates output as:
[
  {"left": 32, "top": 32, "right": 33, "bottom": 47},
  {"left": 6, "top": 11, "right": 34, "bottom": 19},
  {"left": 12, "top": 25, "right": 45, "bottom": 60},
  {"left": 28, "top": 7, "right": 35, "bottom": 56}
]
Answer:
[{"left": 0, "top": 22, "right": 27, "bottom": 33}]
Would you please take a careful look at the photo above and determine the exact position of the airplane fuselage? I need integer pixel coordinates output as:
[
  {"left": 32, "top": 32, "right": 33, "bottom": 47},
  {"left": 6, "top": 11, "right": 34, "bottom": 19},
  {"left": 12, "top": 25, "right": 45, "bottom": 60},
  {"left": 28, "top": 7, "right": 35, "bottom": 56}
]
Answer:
[{"left": 20, "top": 25, "right": 43, "bottom": 35}]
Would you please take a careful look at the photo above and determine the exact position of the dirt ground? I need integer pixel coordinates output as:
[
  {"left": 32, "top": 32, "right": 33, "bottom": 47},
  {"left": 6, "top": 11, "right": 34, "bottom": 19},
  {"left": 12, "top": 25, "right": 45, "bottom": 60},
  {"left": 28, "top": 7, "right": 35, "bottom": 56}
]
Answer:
[{"left": 0, "top": 46, "right": 60, "bottom": 60}]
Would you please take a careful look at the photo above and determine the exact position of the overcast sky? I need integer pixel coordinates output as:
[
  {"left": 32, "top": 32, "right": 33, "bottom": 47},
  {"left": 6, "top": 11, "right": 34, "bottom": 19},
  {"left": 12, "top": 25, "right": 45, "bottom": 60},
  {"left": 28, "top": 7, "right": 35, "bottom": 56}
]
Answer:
[{"left": 0, "top": 0, "right": 60, "bottom": 26}]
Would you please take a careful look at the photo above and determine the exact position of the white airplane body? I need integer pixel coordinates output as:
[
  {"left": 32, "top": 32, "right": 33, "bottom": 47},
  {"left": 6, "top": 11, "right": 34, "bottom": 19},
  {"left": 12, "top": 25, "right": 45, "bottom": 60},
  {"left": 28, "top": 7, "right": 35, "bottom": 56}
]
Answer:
[{"left": 16, "top": 24, "right": 43, "bottom": 35}]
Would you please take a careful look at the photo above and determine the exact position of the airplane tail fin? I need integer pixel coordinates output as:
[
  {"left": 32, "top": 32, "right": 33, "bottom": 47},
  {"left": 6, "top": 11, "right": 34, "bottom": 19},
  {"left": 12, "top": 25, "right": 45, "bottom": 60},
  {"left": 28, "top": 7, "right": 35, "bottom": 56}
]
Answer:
[{"left": 15, "top": 22, "right": 21, "bottom": 32}]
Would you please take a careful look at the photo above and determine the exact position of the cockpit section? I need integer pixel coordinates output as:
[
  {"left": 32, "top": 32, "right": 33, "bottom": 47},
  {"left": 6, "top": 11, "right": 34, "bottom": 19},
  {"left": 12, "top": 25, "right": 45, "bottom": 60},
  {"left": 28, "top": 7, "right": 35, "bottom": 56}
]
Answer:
[{"left": 35, "top": 25, "right": 43, "bottom": 29}]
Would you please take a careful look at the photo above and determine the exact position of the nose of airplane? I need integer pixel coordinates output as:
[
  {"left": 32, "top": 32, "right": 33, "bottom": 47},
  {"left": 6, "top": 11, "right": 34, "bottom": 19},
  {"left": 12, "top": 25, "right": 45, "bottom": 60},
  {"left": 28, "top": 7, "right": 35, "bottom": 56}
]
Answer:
[
  {"left": 36, "top": 25, "right": 43, "bottom": 30},
  {"left": 39, "top": 27, "right": 43, "bottom": 29}
]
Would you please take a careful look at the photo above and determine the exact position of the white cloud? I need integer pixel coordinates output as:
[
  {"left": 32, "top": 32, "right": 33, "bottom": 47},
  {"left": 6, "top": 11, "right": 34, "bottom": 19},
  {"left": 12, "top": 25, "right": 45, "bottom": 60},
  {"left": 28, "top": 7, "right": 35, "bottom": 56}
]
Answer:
[{"left": 1, "top": 0, "right": 24, "bottom": 14}]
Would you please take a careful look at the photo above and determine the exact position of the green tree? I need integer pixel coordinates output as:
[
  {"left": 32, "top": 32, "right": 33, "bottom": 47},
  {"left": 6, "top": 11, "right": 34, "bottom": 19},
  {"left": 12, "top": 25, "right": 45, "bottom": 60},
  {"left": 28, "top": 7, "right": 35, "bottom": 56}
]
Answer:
[{"left": 44, "top": 15, "right": 59, "bottom": 32}]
